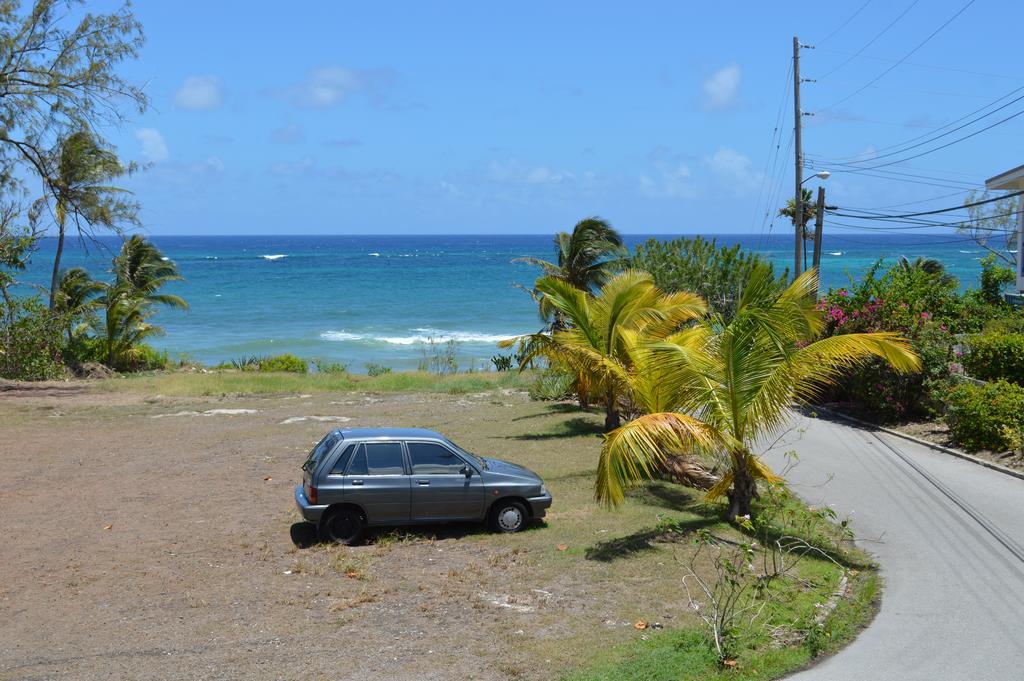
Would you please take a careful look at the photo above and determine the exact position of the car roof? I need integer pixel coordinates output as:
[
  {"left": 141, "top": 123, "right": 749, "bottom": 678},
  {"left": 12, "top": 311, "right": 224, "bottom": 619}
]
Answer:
[{"left": 330, "top": 427, "right": 446, "bottom": 441}]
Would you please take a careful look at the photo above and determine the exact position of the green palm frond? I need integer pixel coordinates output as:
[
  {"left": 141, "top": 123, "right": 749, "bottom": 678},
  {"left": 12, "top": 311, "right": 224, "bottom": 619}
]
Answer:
[{"left": 595, "top": 411, "right": 719, "bottom": 507}]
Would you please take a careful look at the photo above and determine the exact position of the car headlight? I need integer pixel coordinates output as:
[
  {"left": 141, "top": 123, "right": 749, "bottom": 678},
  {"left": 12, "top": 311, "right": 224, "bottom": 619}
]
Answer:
[{"left": 539, "top": 483, "right": 548, "bottom": 496}]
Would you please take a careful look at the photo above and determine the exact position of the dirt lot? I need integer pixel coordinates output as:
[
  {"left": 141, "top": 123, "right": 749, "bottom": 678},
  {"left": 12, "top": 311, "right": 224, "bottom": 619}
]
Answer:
[{"left": 0, "top": 383, "right": 729, "bottom": 680}]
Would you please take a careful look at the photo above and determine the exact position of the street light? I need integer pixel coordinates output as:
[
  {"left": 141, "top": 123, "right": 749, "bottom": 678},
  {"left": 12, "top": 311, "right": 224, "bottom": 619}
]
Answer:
[
  {"left": 801, "top": 169, "right": 831, "bottom": 185},
  {"left": 794, "top": 170, "right": 830, "bottom": 277}
]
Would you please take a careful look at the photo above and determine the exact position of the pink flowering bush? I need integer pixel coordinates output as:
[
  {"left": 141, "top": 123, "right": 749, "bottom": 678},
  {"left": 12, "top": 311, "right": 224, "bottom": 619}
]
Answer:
[{"left": 817, "top": 262, "right": 957, "bottom": 421}]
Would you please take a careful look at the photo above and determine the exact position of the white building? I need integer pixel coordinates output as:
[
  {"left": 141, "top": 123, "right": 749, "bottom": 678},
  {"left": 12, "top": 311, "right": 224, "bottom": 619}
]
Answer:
[{"left": 985, "top": 163, "right": 1024, "bottom": 294}]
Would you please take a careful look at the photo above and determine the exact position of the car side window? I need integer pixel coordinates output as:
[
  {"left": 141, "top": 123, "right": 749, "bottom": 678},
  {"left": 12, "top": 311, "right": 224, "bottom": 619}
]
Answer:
[
  {"left": 347, "top": 444, "right": 368, "bottom": 476},
  {"left": 330, "top": 444, "right": 355, "bottom": 475},
  {"left": 408, "top": 442, "right": 465, "bottom": 475},
  {"left": 365, "top": 442, "right": 406, "bottom": 475}
]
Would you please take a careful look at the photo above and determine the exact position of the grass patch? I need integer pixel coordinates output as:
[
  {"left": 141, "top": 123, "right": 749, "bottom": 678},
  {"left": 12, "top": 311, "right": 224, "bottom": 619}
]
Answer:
[
  {"left": 94, "top": 368, "right": 534, "bottom": 396},
  {"left": 562, "top": 487, "right": 878, "bottom": 681},
  {"left": 562, "top": 570, "right": 879, "bottom": 680}
]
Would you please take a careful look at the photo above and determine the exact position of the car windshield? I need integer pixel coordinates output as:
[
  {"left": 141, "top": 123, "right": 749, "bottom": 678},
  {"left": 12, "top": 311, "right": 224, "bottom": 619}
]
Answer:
[
  {"left": 445, "top": 439, "right": 488, "bottom": 469},
  {"left": 302, "top": 432, "right": 341, "bottom": 472}
]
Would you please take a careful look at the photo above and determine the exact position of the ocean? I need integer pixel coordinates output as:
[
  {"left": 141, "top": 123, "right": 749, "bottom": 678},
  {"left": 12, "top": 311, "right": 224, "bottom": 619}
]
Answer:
[{"left": 18, "top": 233, "right": 999, "bottom": 371}]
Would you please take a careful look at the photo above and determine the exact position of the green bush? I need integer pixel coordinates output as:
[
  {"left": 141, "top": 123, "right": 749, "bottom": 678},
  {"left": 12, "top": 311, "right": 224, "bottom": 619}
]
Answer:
[
  {"left": 365, "top": 362, "right": 392, "bottom": 377},
  {"left": 0, "top": 296, "right": 66, "bottom": 380},
  {"left": 257, "top": 353, "right": 307, "bottom": 373},
  {"left": 962, "top": 333, "right": 1024, "bottom": 385},
  {"left": 312, "top": 358, "right": 349, "bottom": 374},
  {"left": 131, "top": 344, "right": 171, "bottom": 371},
  {"left": 632, "top": 236, "right": 786, "bottom": 320},
  {"left": 945, "top": 379, "right": 1024, "bottom": 451},
  {"left": 528, "top": 368, "right": 574, "bottom": 401},
  {"left": 490, "top": 354, "right": 514, "bottom": 371}
]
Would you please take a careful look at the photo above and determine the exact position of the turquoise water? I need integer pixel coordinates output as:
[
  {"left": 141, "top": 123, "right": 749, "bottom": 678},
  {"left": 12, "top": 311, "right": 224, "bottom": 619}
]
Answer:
[{"left": 19, "top": 233, "right": 996, "bottom": 371}]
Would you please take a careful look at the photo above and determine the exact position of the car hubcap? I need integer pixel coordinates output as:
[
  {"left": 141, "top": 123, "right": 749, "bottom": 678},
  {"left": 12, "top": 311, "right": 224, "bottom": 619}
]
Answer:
[
  {"left": 498, "top": 507, "right": 522, "bottom": 531},
  {"left": 330, "top": 516, "right": 355, "bottom": 540}
]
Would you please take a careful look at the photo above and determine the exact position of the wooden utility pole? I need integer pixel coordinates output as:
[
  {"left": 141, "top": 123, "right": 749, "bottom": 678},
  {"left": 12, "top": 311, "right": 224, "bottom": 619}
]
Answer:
[
  {"left": 792, "top": 36, "right": 803, "bottom": 278},
  {"left": 812, "top": 186, "right": 826, "bottom": 285}
]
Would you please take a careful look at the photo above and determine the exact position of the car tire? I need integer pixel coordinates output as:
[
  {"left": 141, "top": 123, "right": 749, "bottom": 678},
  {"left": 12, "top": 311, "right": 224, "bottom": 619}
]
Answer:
[
  {"left": 320, "top": 507, "right": 365, "bottom": 545},
  {"left": 489, "top": 500, "right": 528, "bottom": 533}
]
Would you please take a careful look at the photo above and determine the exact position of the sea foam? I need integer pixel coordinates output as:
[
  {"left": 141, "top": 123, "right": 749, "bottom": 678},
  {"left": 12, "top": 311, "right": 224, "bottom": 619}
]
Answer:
[
  {"left": 261, "top": 254, "right": 287, "bottom": 261},
  {"left": 320, "top": 328, "right": 518, "bottom": 345}
]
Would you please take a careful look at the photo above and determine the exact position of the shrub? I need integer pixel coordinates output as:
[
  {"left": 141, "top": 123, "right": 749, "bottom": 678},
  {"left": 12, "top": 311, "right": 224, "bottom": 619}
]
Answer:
[
  {"left": 976, "top": 253, "right": 1015, "bottom": 306},
  {"left": 129, "top": 343, "right": 171, "bottom": 371},
  {"left": 365, "top": 362, "right": 392, "bottom": 377},
  {"left": 312, "top": 358, "right": 350, "bottom": 374},
  {"left": 528, "top": 368, "right": 574, "bottom": 401},
  {"left": 417, "top": 336, "right": 459, "bottom": 375},
  {"left": 230, "top": 355, "right": 262, "bottom": 370},
  {"left": 962, "top": 333, "right": 1024, "bottom": 385},
  {"left": 257, "top": 353, "right": 307, "bottom": 373},
  {"left": 632, "top": 236, "right": 787, "bottom": 320},
  {"left": 0, "top": 296, "right": 65, "bottom": 380},
  {"left": 490, "top": 354, "right": 514, "bottom": 371},
  {"left": 945, "top": 379, "right": 1024, "bottom": 451}
]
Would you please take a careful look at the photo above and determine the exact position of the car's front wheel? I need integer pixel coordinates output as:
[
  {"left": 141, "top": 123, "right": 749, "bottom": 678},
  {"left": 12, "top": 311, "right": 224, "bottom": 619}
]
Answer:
[
  {"left": 320, "top": 507, "right": 365, "bottom": 545},
  {"left": 489, "top": 500, "right": 528, "bottom": 533}
]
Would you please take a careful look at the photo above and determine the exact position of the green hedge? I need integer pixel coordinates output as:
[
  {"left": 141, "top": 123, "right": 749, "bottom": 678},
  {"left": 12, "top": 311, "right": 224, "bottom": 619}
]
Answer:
[
  {"left": 257, "top": 353, "right": 308, "bottom": 373},
  {"left": 962, "top": 333, "right": 1024, "bottom": 385},
  {"left": 945, "top": 379, "right": 1024, "bottom": 451}
]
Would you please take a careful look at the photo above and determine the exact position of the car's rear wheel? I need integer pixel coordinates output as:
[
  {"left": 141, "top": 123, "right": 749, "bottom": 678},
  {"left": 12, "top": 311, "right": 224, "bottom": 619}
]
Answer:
[
  {"left": 320, "top": 507, "right": 364, "bottom": 545},
  {"left": 489, "top": 500, "right": 528, "bottom": 533}
]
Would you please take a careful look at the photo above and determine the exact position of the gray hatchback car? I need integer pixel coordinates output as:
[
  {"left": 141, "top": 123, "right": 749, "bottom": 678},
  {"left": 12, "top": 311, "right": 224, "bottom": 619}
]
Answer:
[{"left": 295, "top": 428, "right": 552, "bottom": 544}]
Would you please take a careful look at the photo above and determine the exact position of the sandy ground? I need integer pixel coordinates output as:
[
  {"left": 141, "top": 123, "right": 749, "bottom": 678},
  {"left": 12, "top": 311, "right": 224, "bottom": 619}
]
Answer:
[{"left": 0, "top": 384, "right": 704, "bottom": 681}]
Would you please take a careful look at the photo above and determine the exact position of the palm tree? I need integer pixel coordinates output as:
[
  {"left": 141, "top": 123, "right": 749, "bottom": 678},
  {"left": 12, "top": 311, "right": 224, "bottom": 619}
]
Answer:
[
  {"left": 43, "top": 130, "right": 135, "bottom": 310},
  {"left": 778, "top": 188, "right": 816, "bottom": 235},
  {"left": 515, "top": 217, "right": 626, "bottom": 329},
  {"left": 508, "top": 270, "right": 706, "bottom": 431},
  {"left": 595, "top": 266, "right": 920, "bottom": 520},
  {"left": 53, "top": 267, "right": 104, "bottom": 343},
  {"left": 97, "top": 236, "right": 187, "bottom": 368},
  {"left": 897, "top": 256, "right": 956, "bottom": 286}
]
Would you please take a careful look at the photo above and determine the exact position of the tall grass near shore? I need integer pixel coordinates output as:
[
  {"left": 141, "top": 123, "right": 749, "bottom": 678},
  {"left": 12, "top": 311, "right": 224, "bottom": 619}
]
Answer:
[{"left": 95, "top": 368, "right": 535, "bottom": 396}]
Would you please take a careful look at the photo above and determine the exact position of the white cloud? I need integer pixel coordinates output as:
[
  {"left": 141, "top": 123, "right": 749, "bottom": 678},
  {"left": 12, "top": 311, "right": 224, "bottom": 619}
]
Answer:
[
  {"left": 639, "top": 163, "right": 695, "bottom": 199},
  {"left": 488, "top": 160, "right": 576, "bottom": 185},
  {"left": 706, "top": 147, "right": 761, "bottom": 196},
  {"left": 135, "top": 128, "right": 169, "bottom": 163},
  {"left": 289, "top": 66, "right": 361, "bottom": 109},
  {"left": 702, "top": 64, "right": 741, "bottom": 111},
  {"left": 174, "top": 75, "right": 223, "bottom": 111}
]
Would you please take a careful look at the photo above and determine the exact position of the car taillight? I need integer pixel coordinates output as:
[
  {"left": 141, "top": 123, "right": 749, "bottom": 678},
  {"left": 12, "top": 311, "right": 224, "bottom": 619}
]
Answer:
[{"left": 304, "top": 482, "right": 317, "bottom": 504}]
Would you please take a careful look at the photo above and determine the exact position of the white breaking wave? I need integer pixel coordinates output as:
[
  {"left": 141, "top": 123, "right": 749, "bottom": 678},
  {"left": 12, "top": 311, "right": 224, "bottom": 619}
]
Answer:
[
  {"left": 261, "top": 254, "right": 287, "bottom": 261},
  {"left": 829, "top": 251, "right": 843, "bottom": 256},
  {"left": 320, "top": 331, "right": 364, "bottom": 341},
  {"left": 368, "top": 252, "right": 380, "bottom": 257},
  {"left": 320, "top": 328, "right": 518, "bottom": 345}
]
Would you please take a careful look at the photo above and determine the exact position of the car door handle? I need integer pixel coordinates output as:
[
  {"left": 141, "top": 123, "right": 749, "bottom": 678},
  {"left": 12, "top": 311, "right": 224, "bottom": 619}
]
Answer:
[
  {"left": 416, "top": 479, "right": 430, "bottom": 485},
  {"left": 350, "top": 479, "right": 364, "bottom": 486}
]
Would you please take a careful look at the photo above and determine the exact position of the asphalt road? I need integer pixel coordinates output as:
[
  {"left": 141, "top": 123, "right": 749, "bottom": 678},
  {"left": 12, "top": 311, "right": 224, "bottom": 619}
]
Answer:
[{"left": 762, "top": 415, "right": 1024, "bottom": 681}]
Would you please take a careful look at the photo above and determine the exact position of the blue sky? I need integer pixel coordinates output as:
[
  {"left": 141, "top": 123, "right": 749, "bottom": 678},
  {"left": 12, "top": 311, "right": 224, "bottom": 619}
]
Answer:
[{"left": 91, "top": 1, "right": 1024, "bottom": 235}]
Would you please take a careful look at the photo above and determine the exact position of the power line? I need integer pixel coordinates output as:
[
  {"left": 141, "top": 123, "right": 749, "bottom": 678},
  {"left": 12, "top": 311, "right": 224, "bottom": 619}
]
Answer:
[
  {"left": 828, "top": 106, "right": 1024, "bottom": 171},
  {"left": 832, "top": 189, "right": 1023, "bottom": 219},
  {"left": 816, "top": 0, "right": 919, "bottom": 79},
  {"left": 818, "top": 86, "right": 1024, "bottom": 165},
  {"left": 754, "top": 60, "right": 794, "bottom": 248},
  {"left": 840, "top": 189, "right": 971, "bottom": 210},
  {"left": 817, "top": 0, "right": 977, "bottom": 113},
  {"left": 814, "top": 47, "right": 1024, "bottom": 82},
  {"left": 815, "top": 0, "right": 875, "bottom": 46},
  {"left": 810, "top": 162, "right": 982, "bottom": 188}
]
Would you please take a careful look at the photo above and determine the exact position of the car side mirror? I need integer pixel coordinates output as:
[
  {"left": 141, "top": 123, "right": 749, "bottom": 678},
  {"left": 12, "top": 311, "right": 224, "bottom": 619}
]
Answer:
[{"left": 461, "top": 465, "right": 472, "bottom": 478}]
